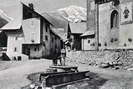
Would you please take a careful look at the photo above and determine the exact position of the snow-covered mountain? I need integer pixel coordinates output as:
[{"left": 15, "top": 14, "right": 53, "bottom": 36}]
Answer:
[{"left": 57, "top": 5, "right": 87, "bottom": 23}]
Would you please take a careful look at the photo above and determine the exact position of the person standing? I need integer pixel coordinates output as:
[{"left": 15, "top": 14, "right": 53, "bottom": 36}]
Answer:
[{"left": 60, "top": 48, "right": 66, "bottom": 66}]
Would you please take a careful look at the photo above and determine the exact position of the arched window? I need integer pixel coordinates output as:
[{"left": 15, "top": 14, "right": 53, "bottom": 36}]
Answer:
[{"left": 111, "top": 10, "right": 119, "bottom": 29}]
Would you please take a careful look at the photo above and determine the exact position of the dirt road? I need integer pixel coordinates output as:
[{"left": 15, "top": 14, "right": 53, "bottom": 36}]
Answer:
[
  {"left": 0, "top": 60, "right": 133, "bottom": 89},
  {"left": 0, "top": 60, "right": 52, "bottom": 89},
  {"left": 69, "top": 63, "right": 133, "bottom": 89}
]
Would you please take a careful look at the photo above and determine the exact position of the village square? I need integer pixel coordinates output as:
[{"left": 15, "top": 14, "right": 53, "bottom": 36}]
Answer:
[{"left": 0, "top": 0, "right": 133, "bottom": 89}]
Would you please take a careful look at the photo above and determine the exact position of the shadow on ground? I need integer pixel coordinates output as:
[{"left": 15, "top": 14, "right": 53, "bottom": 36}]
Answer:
[{"left": 22, "top": 72, "right": 108, "bottom": 89}]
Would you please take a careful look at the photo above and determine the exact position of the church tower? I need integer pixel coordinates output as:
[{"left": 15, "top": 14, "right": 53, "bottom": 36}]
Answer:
[{"left": 87, "top": 0, "right": 133, "bottom": 50}]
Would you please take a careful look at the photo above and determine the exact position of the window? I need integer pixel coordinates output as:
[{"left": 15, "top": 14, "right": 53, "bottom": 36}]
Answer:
[
  {"left": 31, "top": 39, "right": 34, "bottom": 43},
  {"left": 42, "top": 42, "right": 45, "bottom": 46},
  {"left": 52, "top": 37, "right": 54, "bottom": 42},
  {"left": 88, "top": 40, "right": 90, "bottom": 43},
  {"left": 34, "top": 47, "right": 39, "bottom": 51},
  {"left": 104, "top": 42, "right": 107, "bottom": 46},
  {"left": 111, "top": 38, "right": 114, "bottom": 43},
  {"left": 14, "top": 47, "right": 17, "bottom": 52},
  {"left": 46, "top": 25, "right": 48, "bottom": 32},
  {"left": 45, "top": 35, "right": 48, "bottom": 41},
  {"left": 55, "top": 37, "right": 57, "bottom": 40},
  {"left": 34, "top": 48, "right": 37, "bottom": 51},
  {"left": 124, "top": 43, "right": 127, "bottom": 47},
  {"left": 16, "top": 37, "right": 18, "bottom": 40},
  {"left": 38, "top": 47, "right": 40, "bottom": 51},
  {"left": 111, "top": 10, "right": 119, "bottom": 29},
  {"left": 98, "top": 43, "right": 101, "bottom": 47},
  {"left": 128, "top": 38, "right": 132, "bottom": 42},
  {"left": 114, "top": 38, "right": 118, "bottom": 41},
  {"left": 111, "top": 38, "right": 118, "bottom": 43},
  {"left": 90, "top": 43, "right": 95, "bottom": 46}
]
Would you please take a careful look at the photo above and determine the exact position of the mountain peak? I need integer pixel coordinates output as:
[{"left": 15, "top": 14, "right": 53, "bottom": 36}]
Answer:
[{"left": 57, "top": 5, "right": 87, "bottom": 23}]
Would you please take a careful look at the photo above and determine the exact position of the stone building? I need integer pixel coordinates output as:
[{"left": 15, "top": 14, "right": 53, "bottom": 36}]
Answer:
[
  {"left": 69, "top": 22, "right": 86, "bottom": 50},
  {"left": 0, "top": 1, "right": 63, "bottom": 60},
  {"left": 86, "top": 0, "right": 133, "bottom": 50},
  {"left": 81, "top": 30, "right": 96, "bottom": 50}
]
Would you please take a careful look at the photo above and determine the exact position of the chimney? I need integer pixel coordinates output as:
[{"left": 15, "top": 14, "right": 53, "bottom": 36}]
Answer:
[{"left": 28, "top": 3, "right": 34, "bottom": 10}]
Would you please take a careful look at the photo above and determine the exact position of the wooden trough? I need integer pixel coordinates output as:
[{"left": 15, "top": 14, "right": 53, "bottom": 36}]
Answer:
[
  {"left": 40, "top": 71, "right": 90, "bottom": 89},
  {"left": 49, "top": 65, "right": 78, "bottom": 72}
]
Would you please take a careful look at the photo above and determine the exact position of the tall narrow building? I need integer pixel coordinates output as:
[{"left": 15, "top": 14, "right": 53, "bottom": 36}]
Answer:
[{"left": 87, "top": 0, "right": 133, "bottom": 50}]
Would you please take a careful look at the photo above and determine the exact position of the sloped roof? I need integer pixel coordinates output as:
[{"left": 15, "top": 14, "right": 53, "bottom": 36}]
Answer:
[
  {"left": 0, "top": 17, "right": 9, "bottom": 28},
  {"left": 0, "top": 9, "right": 13, "bottom": 28},
  {"left": 69, "top": 22, "right": 86, "bottom": 34},
  {"left": 41, "top": 12, "right": 68, "bottom": 29},
  {"left": 0, "top": 0, "right": 22, "bottom": 30},
  {"left": 81, "top": 30, "right": 95, "bottom": 37},
  {"left": 52, "top": 28, "right": 67, "bottom": 41},
  {"left": 42, "top": 12, "right": 69, "bottom": 41},
  {"left": 1, "top": 19, "right": 22, "bottom": 30}
]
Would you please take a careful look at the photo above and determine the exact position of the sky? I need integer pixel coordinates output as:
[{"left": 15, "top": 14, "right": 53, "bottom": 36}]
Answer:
[
  {"left": 0, "top": 0, "right": 87, "bottom": 14},
  {"left": 20, "top": 0, "right": 87, "bottom": 13},
  {"left": 0, "top": 0, "right": 87, "bottom": 16}
]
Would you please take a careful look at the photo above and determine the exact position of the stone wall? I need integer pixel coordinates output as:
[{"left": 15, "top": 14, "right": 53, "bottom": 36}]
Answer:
[{"left": 66, "top": 50, "right": 133, "bottom": 69}]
